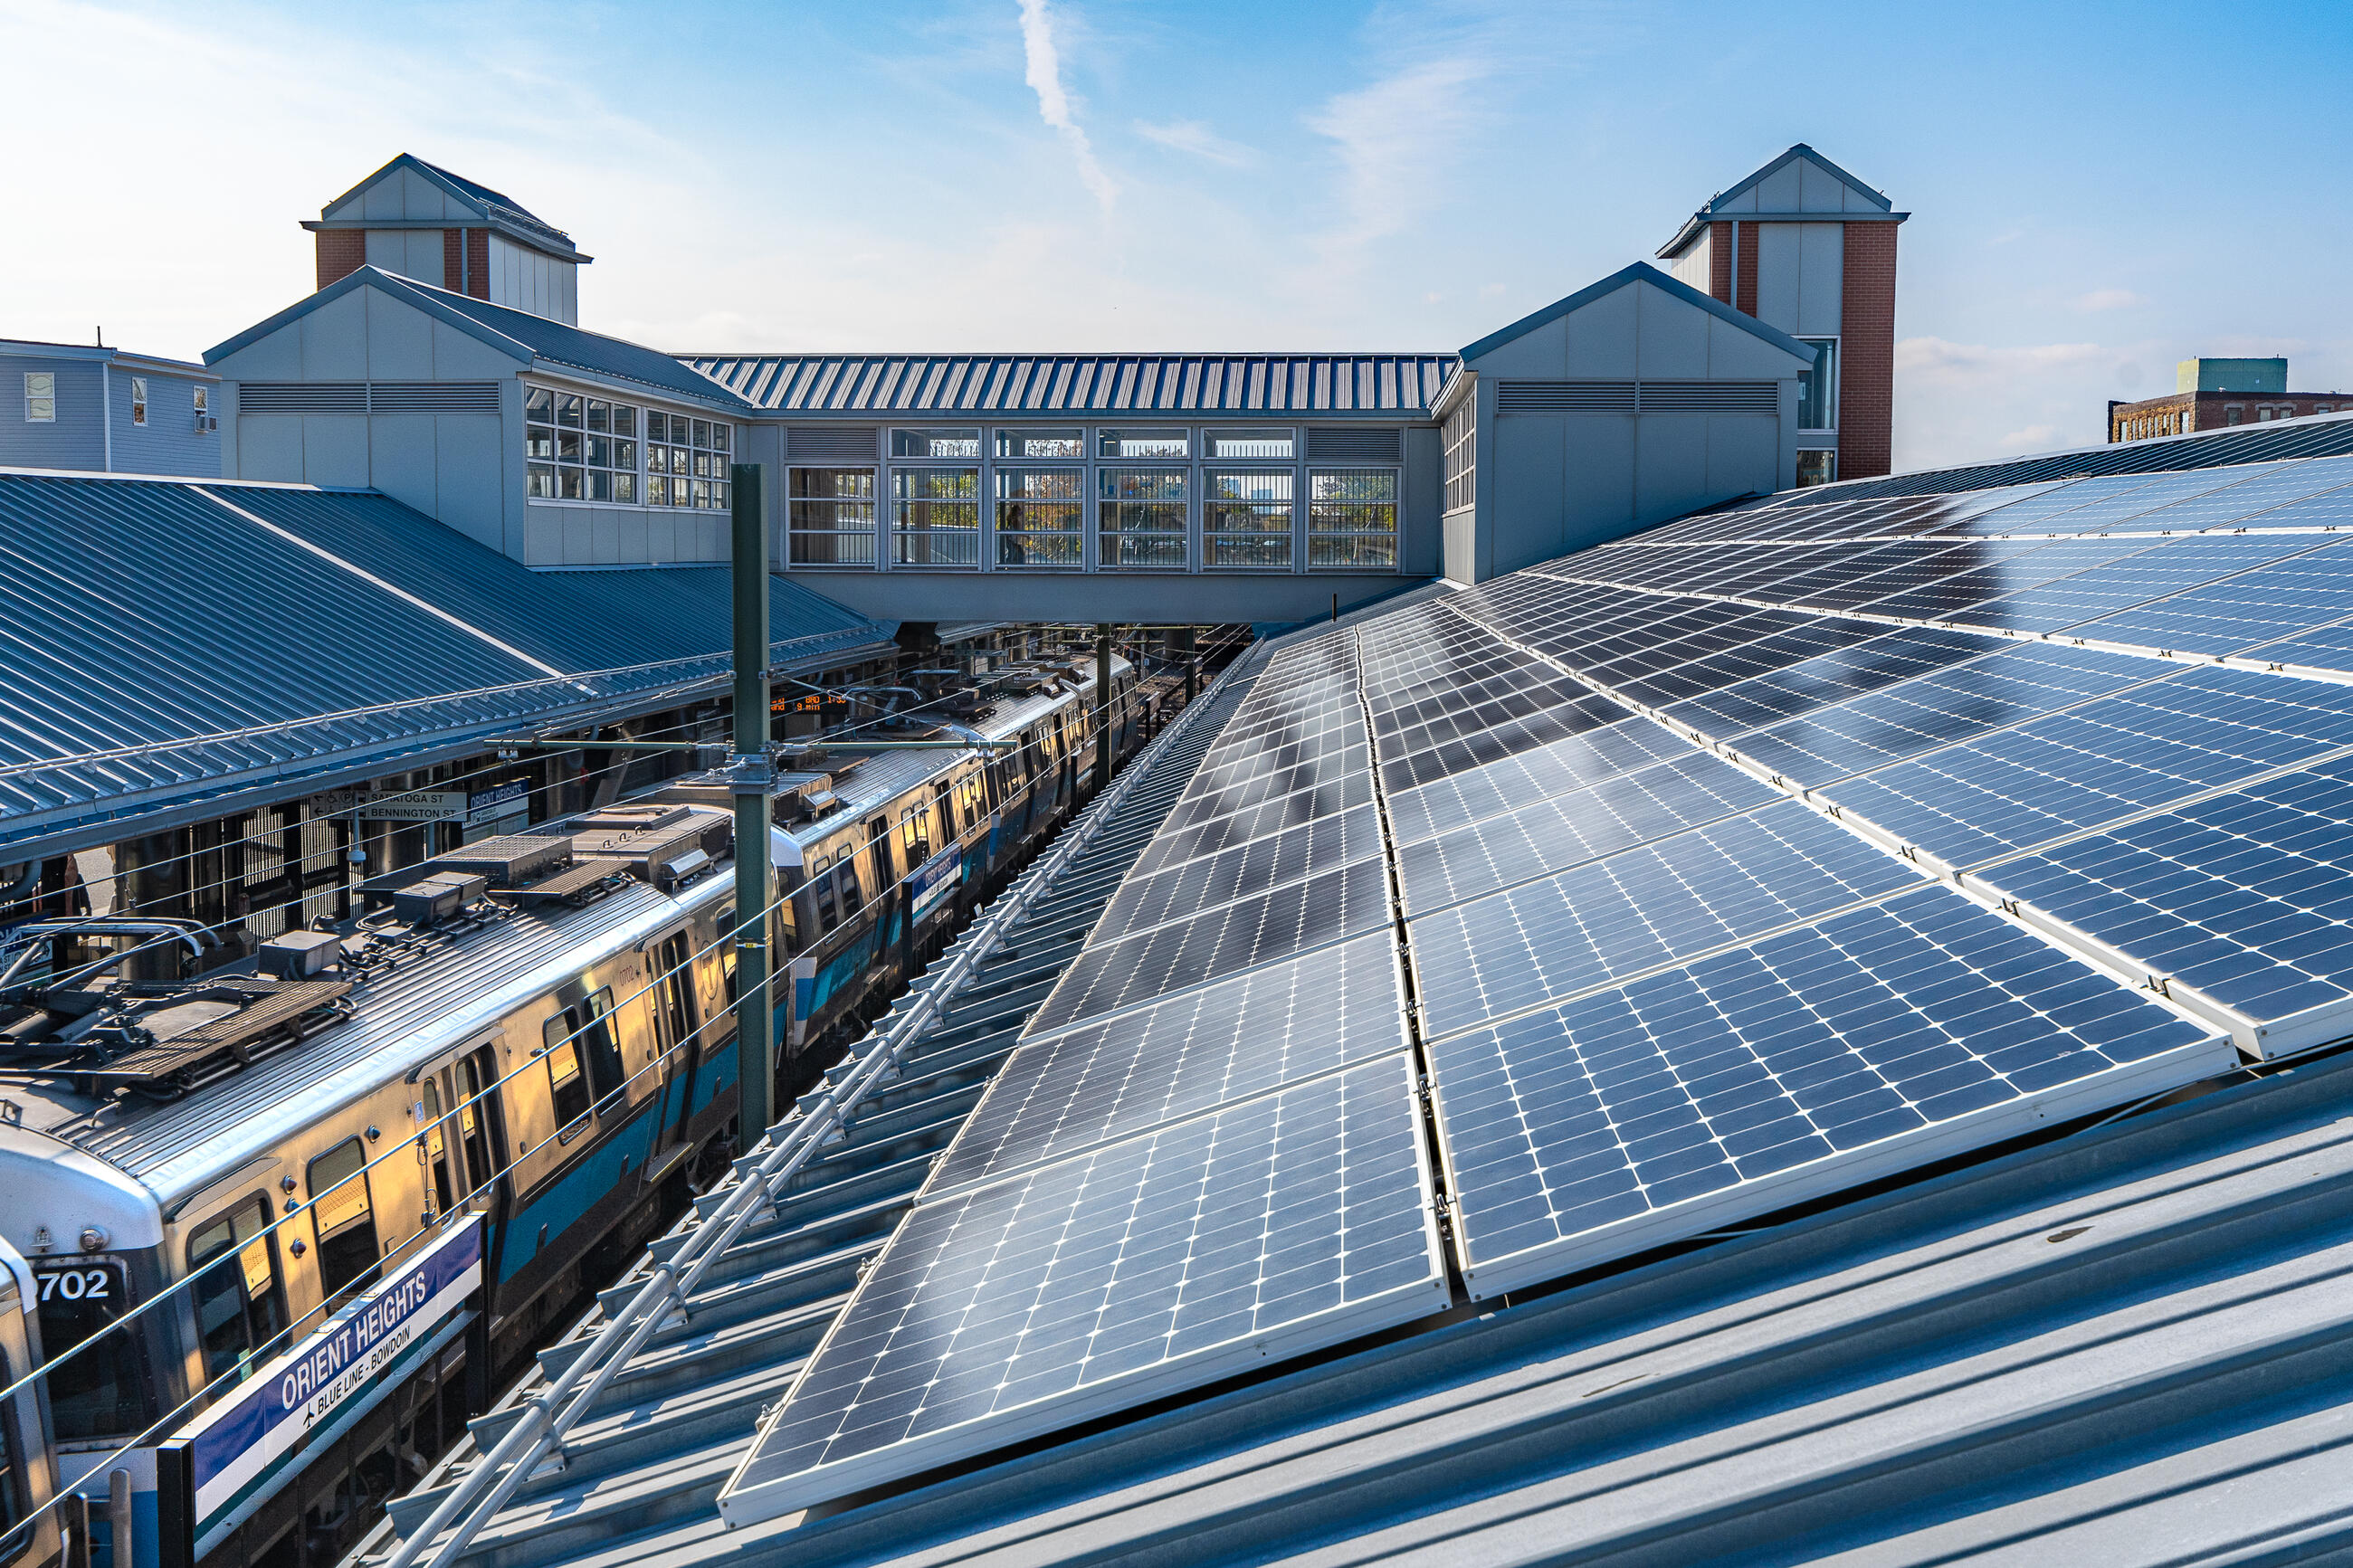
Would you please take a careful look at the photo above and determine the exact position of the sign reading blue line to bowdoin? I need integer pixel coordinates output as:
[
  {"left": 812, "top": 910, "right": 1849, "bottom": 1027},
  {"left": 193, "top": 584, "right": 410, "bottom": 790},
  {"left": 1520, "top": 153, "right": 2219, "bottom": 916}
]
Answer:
[{"left": 184, "top": 1219, "right": 482, "bottom": 1544}]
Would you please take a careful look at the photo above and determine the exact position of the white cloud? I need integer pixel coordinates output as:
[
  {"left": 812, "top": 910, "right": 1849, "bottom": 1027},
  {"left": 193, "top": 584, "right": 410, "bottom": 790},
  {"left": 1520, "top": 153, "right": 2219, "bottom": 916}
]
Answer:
[
  {"left": 1133, "top": 118, "right": 1255, "bottom": 166},
  {"left": 1304, "top": 52, "right": 1491, "bottom": 268},
  {"left": 1893, "top": 336, "right": 2144, "bottom": 470},
  {"left": 1016, "top": 0, "right": 1117, "bottom": 212},
  {"left": 2072, "top": 287, "right": 2149, "bottom": 312}
]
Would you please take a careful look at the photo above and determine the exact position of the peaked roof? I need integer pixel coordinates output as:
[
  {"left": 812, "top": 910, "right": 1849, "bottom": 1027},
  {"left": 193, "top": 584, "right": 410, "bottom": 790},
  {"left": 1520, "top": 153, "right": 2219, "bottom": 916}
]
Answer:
[
  {"left": 204, "top": 267, "right": 752, "bottom": 411},
  {"left": 306, "top": 153, "right": 587, "bottom": 261},
  {"left": 1452, "top": 260, "right": 1817, "bottom": 371},
  {"left": 1657, "top": 143, "right": 1901, "bottom": 258}
]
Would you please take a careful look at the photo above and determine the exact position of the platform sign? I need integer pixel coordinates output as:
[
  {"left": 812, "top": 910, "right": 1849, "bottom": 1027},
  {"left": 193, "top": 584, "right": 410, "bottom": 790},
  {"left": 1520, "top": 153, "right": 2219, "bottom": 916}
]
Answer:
[
  {"left": 173, "top": 1219, "right": 481, "bottom": 1557},
  {"left": 359, "top": 789, "right": 467, "bottom": 823},
  {"left": 909, "top": 844, "right": 965, "bottom": 921}
]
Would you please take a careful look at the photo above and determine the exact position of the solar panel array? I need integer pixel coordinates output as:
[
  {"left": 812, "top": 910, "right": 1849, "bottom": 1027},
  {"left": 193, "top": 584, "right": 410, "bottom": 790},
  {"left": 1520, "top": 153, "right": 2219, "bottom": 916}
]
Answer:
[{"left": 723, "top": 443, "right": 2353, "bottom": 1516}]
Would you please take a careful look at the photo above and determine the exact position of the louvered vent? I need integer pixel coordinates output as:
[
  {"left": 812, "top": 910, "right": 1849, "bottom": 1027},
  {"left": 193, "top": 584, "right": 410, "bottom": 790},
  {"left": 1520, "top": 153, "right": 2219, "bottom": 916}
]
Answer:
[
  {"left": 1497, "top": 381, "right": 1636, "bottom": 414},
  {"left": 367, "top": 382, "right": 503, "bottom": 414},
  {"left": 1305, "top": 427, "right": 1403, "bottom": 462},
  {"left": 237, "top": 383, "right": 367, "bottom": 415},
  {"left": 786, "top": 426, "right": 880, "bottom": 463},
  {"left": 233, "top": 382, "right": 500, "bottom": 415},
  {"left": 1638, "top": 381, "right": 1779, "bottom": 415}
]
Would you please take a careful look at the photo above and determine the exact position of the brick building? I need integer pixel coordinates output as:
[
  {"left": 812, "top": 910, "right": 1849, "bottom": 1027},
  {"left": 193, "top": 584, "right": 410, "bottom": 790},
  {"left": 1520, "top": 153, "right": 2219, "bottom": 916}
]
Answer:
[
  {"left": 1656, "top": 145, "right": 1907, "bottom": 484},
  {"left": 2110, "top": 357, "right": 2350, "bottom": 443}
]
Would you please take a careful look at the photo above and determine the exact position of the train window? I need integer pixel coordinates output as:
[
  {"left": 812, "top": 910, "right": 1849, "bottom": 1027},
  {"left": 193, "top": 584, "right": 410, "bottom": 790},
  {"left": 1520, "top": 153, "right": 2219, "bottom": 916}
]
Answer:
[
  {"left": 538, "top": 1019, "right": 594, "bottom": 1134},
  {"left": 811, "top": 851, "right": 840, "bottom": 934},
  {"left": 543, "top": 991, "right": 624, "bottom": 1127},
  {"left": 0, "top": 1351, "right": 21, "bottom": 1550},
  {"left": 421, "top": 1079, "right": 456, "bottom": 1213},
  {"left": 959, "top": 774, "right": 986, "bottom": 825},
  {"left": 307, "top": 1139, "right": 382, "bottom": 1300},
  {"left": 934, "top": 780, "right": 957, "bottom": 836},
  {"left": 453, "top": 1050, "right": 502, "bottom": 1204},
  {"left": 835, "top": 847, "right": 863, "bottom": 913},
  {"left": 654, "top": 933, "right": 698, "bottom": 1055},
  {"left": 187, "top": 1196, "right": 289, "bottom": 1387},
  {"left": 900, "top": 806, "right": 930, "bottom": 865},
  {"left": 32, "top": 1259, "right": 148, "bottom": 1441}
]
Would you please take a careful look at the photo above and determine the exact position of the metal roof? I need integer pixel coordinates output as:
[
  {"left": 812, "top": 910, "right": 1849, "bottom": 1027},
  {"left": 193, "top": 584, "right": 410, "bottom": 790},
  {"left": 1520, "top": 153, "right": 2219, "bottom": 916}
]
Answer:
[
  {"left": 308, "top": 154, "right": 586, "bottom": 261},
  {"left": 1454, "top": 260, "right": 1819, "bottom": 367},
  {"left": 1656, "top": 143, "right": 1905, "bottom": 258},
  {"left": 683, "top": 353, "right": 1457, "bottom": 420},
  {"left": 0, "top": 473, "right": 889, "bottom": 857},
  {"left": 205, "top": 269, "right": 748, "bottom": 411}
]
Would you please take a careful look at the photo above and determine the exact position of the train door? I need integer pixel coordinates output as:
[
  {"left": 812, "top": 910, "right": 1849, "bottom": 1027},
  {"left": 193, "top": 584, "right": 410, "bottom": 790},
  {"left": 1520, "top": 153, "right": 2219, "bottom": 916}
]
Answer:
[
  {"left": 428, "top": 1048, "right": 506, "bottom": 1218},
  {"left": 0, "top": 1240, "right": 61, "bottom": 1568},
  {"left": 185, "top": 1196, "right": 291, "bottom": 1393},
  {"left": 647, "top": 929, "right": 702, "bottom": 1176}
]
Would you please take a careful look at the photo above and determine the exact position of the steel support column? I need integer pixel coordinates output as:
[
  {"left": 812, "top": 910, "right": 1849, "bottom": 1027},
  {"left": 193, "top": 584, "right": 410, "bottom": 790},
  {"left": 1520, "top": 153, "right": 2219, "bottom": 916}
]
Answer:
[{"left": 730, "top": 462, "right": 775, "bottom": 1139}]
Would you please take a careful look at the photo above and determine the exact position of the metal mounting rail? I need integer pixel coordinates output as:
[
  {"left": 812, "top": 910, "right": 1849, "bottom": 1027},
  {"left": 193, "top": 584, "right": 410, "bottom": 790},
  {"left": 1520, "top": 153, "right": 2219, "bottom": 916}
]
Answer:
[{"left": 387, "top": 650, "right": 1253, "bottom": 1568}]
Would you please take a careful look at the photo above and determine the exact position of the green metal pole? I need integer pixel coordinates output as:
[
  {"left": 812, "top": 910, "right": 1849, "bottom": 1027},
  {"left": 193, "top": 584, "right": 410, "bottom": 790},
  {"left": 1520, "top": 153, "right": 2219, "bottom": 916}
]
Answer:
[
  {"left": 1095, "top": 622, "right": 1113, "bottom": 794},
  {"left": 730, "top": 462, "right": 775, "bottom": 1142}
]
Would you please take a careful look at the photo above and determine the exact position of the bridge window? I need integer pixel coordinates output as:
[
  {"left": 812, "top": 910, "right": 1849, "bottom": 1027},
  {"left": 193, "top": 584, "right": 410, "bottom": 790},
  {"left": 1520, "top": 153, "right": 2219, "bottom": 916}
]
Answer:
[
  {"left": 789, "top": 467, "right": 878, "bottom": 565},
  {"left": 1100, "top": 468, "right": 1189, "bottom": 569},
  {"left": 891, "top": 428, "right": 982, "bottom": 459},
  {"left": 1443, "top": 400, "right": 1476, "bottom": 514},
  {"left": 1098, "top": 428, "right": 1190, "bottom": 460},
  {"left": 996, "top": 466, "right": 1084, "bottom": 568},
  {"left": 996, "top": 427, "right": 1084, "bottom": 459},
  {"left": 1796, "top": 338, "right": 1838, "bottom": 432},
  {"left": 892, "top": 467, "right": 981, "bottom": 567},
  {"left": 645, "top": 412, "right": 730, "bottom": 509},
  {"left": 1307, "top": 469, "right": 1397, "bottom": 569},
  {"left": 1207, "top": 429, "right": 1293, "bottom": 460},
  {"left": 528, "top": 387, "right": 645, "bottom": 504},
  {"left": 1205, "top": 470, "right": 1293, "bottom": 568}
]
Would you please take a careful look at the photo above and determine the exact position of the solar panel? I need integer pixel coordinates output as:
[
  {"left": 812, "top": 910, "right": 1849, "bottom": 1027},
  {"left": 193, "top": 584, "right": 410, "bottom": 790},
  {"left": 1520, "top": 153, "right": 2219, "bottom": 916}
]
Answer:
[
  {"left": 1157, "top": 767, "right": 1374, "bottom": 837},
  {"left": 1382, "top": 716, "right": 1691, "bottom": 845},
  {"left": 1425, "top": 884, "right": 2231, "bottom": 1297},
  {"left": 1860, "top": 538, "right": 2158, "bottom": 622},
  {"left": 1818, "top": 666, "right": 2353, "bottom": 870},
  {"left": 718, "top": 1052, "right": 1447, "bottom": 1525},
  {"left": 1029, "top": 856, "right": 1394, "bottom": 1034},
  {"left": 1979, "top": 757, "right": 2353, "bottom": 1054},
  {"left": 1394, "top": 752, "right": 1778, "bottom": 917},
  {"left": 2065, "top": 539, "right": 2353, "bottom": 656},
  {"left": 1931, "top": 536, "right": 2325, "bottom": 637},
  {"left": 1091, "top": 804, "right": 1386, "bottom": 940},
  {"left": 934, "top": 933, "right": 1410, "bottom": 1194},
  {"left": 1407, "top": 801, "right": 1928, "bottom": 1040},
  {"left": 1377, "top": 693, "right": 1632, "bottom": 794},
  {"left": 1727, "top": 643, "right": 2160, "bottom": 789},
  {"left": 1658, "top": 626, "right": 1993, "bottom": 739}
]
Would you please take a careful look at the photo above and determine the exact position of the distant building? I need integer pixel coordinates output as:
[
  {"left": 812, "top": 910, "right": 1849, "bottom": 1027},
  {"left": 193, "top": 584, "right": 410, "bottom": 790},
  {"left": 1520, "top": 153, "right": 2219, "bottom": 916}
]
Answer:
[
  {"left": 1655, "top": 145, "right": 1907, "bottom": 486},
  {"left": 2109, "top": 357, "right": 2348, "bottom": 443},
  {"left": 1, "top": 337, "right": 221, "bottom": 476},
  {"left": 304, "top": 154, "right": 589, "bottom": 325}
]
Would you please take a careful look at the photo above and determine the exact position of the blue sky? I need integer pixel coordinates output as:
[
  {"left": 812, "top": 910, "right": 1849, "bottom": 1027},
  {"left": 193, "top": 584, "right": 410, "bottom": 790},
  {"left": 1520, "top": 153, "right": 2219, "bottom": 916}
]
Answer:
[{"left": 7, "top": 0, "right": 2349, "bottom": 469}]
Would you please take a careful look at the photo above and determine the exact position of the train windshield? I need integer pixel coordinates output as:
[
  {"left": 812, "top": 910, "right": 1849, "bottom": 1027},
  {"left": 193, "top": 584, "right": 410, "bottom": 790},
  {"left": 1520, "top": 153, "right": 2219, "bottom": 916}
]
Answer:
[{"left": 32, "top": 1259, "right": 149, "bottom": 1442}]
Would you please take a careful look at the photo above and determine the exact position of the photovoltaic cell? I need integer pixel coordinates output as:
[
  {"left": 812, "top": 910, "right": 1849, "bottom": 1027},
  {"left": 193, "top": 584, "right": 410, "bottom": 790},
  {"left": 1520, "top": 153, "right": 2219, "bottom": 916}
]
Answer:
[
  {"left": 1383, "top": 717, "right": 1691, "bottom": 846},
  {"left": 1932, "top": 536, "right": 2325, "bottom": 637},
  {"left": 934, "top": 934, "right": 1410, "bottom": 1194},
  {"left": 1981, "top": 758, "right": 2353, "bottom": 1041},
  {"left": 1377, "top": 693, "right": 1632, "bottom": 794},
  {"left": 719, "top": 1053, "right": 1446, "bottom": 1523},
  {"left": 1426, "top": 884, "right": 2229, "bottom": 1297},
  {"left": 1818, "top": 665, "right": 2353, "bottom": 868},
  {"left": 1406, "top": 801, "right": 1927, "bottom": 1040},
  {"left": 2066, "top": 538, "right": 2353, "bottom": 656},
  {"left": 1395, "top": 752, "right": 1778, "bottom": 917},
  {"left": 1659, "top": 626, "right": 1992, "bottom": 740},
  {"left": 1862, "top": 538, "right": 2159, "bottom": 622},
  {"left": 1031, "top": 855, "right": 1394, "bottom": 1033}
]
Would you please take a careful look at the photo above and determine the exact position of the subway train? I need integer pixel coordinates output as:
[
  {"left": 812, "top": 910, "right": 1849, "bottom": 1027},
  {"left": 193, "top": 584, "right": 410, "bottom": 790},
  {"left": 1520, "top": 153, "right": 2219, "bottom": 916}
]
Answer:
[{"left": 0, "top": 655, "right": 1140, "bottom": 1568}]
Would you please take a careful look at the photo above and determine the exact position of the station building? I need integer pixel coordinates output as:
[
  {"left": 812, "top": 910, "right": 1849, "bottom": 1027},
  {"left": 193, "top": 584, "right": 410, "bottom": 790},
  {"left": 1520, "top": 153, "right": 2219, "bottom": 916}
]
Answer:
[
  {"left": 198, "top": 146, "right": 1898, "bottom": 617},
  {"left": 2110, "top": 356, "right": 2350, "bottom": 443}
]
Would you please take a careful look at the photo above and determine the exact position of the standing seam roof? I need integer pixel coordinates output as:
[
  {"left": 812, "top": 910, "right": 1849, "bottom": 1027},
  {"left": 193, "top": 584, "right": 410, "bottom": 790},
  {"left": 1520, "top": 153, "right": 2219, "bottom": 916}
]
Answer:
[{"left": 683, "top": 354, "right": 1458, "bottom": 417}]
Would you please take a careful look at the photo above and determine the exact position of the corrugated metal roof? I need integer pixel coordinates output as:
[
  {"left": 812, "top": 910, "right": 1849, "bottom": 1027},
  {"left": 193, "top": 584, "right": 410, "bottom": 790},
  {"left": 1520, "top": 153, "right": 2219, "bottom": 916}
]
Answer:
[
  {"left": 0, "top": 473, "right": 889, "bottom": 854},
  {"left": 684, "top": 353, "right": 1458, "bottom": 419}
]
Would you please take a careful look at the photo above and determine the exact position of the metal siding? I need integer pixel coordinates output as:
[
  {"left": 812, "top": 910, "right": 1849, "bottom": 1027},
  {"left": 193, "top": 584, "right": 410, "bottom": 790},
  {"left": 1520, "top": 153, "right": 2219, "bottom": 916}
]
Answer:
[{"left": 0, "top": 356, "right": 106, "bottom": 470}]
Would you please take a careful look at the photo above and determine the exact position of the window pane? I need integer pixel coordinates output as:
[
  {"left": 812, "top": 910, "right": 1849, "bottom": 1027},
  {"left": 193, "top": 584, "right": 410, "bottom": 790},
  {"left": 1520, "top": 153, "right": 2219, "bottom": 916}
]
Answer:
[
  {"left": 1098, "top": 428, "right": 1189, "bottom": 460},
  {"left": 526, "top": 386, "right": 554, "bottom": 420},
  {"left": 557, "top": 394, "right": 584, "bottom": 427},
  {"left": 529, "top": 463, "right": 557, "bottom": 499},
  {"left": 892, "top": 428, "right": 982, "bottom": 459},
  {"left": 646, "top": 412, "right": 669, "bottom": 442},
  {"left": 587, "top": 400, "right": 611, "bottom": 433},
  {"left": 1797, "top": 338, "right": 1837, "bottom": 430},
  {"left": 614, "top": 471, "right": 637, "bottom": 504},
  {"left": 710, "top": 423, "right": 731, "bottom": 453},
  {"left": 995, "top": 428, "right": 1084, "bottom": 459},
  {"left": 527, "top": 427, "right": 554, "bottom": 461},
  {"left": 611, "top": 404, "right": 636, "bottom": 436},
  {"left": 1208, "top": 429, "right": 1294, "bottom": 460}
]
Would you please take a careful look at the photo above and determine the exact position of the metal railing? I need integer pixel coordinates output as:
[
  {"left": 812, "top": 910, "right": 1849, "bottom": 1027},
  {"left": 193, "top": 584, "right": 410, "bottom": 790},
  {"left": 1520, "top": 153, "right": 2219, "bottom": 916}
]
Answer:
[{"left": 385, "top": 646, "right": 1253, "bottom": 1568}]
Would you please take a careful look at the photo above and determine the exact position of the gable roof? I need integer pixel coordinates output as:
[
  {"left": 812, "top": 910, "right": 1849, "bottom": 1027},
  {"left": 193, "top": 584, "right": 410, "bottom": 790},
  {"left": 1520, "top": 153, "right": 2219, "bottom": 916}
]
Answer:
[
  {"left": 1657, "top": 143, "right": 1900, "bottom": 258},
  {"left": 204, "top": 267, "right": 752, "bottom": 411},
  {"left": 305, "top": 153, "right": 587, "bottom": 261},
  {"left": 1453, "top": 260, "right": 1818, "bottom": 369},
  {"left": 687, "top": 352, "right": 1456, "bottom": 419}
]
